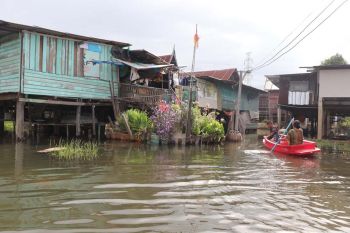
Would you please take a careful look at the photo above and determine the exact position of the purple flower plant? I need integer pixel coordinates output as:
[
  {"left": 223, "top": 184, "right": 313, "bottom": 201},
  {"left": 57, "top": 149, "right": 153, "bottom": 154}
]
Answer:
[{"left": 151, "top": 101, "right": 180, "bottom": 141}]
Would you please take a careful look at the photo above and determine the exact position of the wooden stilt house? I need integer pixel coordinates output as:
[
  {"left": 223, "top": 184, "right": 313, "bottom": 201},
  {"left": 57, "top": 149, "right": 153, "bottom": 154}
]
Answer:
[{"left": 0, "top": 20, "right": 130, "bottom": 140}]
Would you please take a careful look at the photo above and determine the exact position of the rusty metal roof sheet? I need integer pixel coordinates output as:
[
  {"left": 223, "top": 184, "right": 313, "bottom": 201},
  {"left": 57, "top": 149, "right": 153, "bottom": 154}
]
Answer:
[{"left": 193, "top": 68, "right": 238, "bottom": 81}]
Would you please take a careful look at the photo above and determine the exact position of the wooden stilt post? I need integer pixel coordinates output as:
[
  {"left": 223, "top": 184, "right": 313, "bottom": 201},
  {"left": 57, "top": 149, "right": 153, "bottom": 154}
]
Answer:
[
  {"left": 92, "top": 105, "right": 96, "bottom": 137},
  {"left": 277, "top": 105, "right": 281, "bottom": 127},
  {"left": 15, "top": 101, "right": 25, "bottom": 142},
  {"left": 66, "top": 124, "right": 69, "bottom": 140},
  {"left": 0, "top": 105, "right": 4, "bottom": 136},
  {"left": 76, "top": 105, "right": 81, "bottom": 137},
  {"left": 317, "top": 98, "right": 323, "bottom": 139},
  {"left": 98, "top": 123, "right": 101, "bottom": 141}
]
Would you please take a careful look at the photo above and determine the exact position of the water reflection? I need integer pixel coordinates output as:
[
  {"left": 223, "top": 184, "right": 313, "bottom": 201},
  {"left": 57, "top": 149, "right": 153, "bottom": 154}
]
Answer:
[{"left": 0, "top": 136, "right": 349, "bottom": 232}]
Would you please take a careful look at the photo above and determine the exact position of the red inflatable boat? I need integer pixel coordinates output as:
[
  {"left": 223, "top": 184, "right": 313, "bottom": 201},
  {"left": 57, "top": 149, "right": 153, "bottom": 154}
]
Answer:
[{"left": 263, "top": 136, "right": 321, "bottom": 156}]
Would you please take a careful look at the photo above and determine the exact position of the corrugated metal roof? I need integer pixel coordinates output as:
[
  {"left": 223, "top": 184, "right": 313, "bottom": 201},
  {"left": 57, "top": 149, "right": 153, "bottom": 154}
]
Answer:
[
  {"left": 159, "top": 55, "right": 172, "bottom": 63},
  {"left": 183, "top": 68, "right": 265, "bottom": 93},
  {"left": 129, "top": 50, "right": 168, "bottom": 65},
  {"left": 193, "top": 68, "right": 237, "bottom": 81},
  {"left": 0, "top": 20, "right": 130, "bottom": 47}
]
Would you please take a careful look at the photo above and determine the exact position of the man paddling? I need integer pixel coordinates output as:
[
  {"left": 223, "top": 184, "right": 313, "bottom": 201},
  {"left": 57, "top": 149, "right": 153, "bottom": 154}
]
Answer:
[
  {"left": 266, "top": 121, "right": 279, "bottom": 142},
  {"left": 287, "top": 120, "right": 304, "bottom": 145}
]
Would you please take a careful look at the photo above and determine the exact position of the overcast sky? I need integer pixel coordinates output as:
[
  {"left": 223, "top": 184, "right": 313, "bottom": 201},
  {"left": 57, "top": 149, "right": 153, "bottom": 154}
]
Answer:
[{"left": 1, "top": 0, "right": 349, "bottom": 88}]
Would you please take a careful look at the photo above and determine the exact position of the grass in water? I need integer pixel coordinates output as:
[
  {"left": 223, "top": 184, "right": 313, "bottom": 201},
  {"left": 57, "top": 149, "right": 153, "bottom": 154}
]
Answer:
[
  {"left": 312, "top": 139, "right": 350, "bottom": 155},
  {"left": 50, "top": 139, "right": 99, "bottom": 160}
]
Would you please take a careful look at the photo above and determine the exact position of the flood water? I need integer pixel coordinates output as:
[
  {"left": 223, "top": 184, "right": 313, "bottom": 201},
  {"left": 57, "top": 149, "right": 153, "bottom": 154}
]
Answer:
[{"left": 0, "top": 135, "right": 350, "bottom": 233}]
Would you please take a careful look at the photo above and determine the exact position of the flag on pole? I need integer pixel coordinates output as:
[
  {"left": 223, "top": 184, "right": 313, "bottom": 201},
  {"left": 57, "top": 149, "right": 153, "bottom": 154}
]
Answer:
[{"left": 194, "top": 24, "right": 199, "bottom": 48}]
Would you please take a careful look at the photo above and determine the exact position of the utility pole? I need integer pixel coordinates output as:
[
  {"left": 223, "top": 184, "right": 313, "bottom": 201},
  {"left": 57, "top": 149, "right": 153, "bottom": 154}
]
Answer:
[
  {"left": 227, "top": 69, "right": 249, "bottom": 142},
  {"left": 234, "top": 70, "right": 244, "bottom": 132},
  {"left": 186, "top": 25, "right": 199, "bottom": 143}
]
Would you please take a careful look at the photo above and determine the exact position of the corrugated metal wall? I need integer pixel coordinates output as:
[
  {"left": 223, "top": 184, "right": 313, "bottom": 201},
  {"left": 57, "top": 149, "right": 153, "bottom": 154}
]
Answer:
[
  {"left": 288, "top": 91, "right": 310, "bottom": 105},
  {"left": 22, "top": 31, "right": 117, "bottom": 99},
  {"left": 0, "top": 33, "right": 21, "bottom": 93}
]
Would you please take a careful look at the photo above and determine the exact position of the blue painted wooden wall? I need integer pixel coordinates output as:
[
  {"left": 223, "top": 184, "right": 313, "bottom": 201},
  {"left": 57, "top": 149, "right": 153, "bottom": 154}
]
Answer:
[
  {"left": 0, "top": 33, "right": 21, "bottom": 93},
  {"left": 22, "top": 31, "right": 118, "bottom": 100},
  {"left": 216, "top": 82, "right": 235, "bottom": 111},
  {"left": 214, "top": 81, "right": 260, "bottom": 112}
]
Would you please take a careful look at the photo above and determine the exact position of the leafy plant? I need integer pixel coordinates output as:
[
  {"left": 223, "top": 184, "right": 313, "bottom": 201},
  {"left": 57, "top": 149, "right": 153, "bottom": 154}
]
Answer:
[
  {"left": 118, "top": 109, "right": 153, "bottom": 139},
  {"left": 201, "top": 118, "right": 225, "bottom": 142},
  {"left": 4, "top": 121, "right": 14, "bottom": 132},
  {"left": 172, "top": 102, "right": 187, "bottom": 132},
  {"left": 340, "top": 117, "right": 350, "bottom": 128},
  {"left": 191, "top": 106, "right": 224, "bottom": 142}
]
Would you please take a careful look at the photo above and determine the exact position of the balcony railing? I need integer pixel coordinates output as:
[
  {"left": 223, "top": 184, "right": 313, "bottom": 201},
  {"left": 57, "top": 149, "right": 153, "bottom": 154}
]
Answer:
[{"left": 119, "top": 83, "right": 171, "bottom": 105}]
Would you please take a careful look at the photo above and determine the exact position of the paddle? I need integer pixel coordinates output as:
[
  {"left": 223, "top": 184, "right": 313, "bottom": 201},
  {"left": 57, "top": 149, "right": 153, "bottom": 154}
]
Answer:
[{"left": 271, "top": 117, "right": 294, "bottom": 153}]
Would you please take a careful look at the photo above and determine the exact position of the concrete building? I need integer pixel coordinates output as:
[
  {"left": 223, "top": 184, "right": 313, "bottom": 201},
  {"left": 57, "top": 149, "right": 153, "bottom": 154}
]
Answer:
[{"left": 267, "top": 65, "right": 350, "bottom": 139}]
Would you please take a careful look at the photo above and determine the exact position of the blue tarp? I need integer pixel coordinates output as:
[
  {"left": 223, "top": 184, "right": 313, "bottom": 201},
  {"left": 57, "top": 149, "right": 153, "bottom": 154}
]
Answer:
[{"left": 86, "top": 60, "right": 124, "bottom": 66}]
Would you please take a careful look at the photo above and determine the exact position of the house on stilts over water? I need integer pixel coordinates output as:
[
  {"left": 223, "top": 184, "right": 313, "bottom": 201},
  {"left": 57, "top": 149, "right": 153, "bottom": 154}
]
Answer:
[{"left": 0, "top": 20, "right": 175, "bottom": 141}]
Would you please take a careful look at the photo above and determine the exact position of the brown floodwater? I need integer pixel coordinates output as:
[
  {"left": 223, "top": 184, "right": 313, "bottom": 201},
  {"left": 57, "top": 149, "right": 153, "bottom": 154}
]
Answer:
[{"left": 0, "top": 135, "right": 350, "bottom": 232}]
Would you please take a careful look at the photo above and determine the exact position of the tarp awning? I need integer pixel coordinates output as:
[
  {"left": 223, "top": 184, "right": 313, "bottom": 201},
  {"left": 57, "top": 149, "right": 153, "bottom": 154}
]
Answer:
[{"left": 113, "top": 58, "right": 173, "bottom": 70}]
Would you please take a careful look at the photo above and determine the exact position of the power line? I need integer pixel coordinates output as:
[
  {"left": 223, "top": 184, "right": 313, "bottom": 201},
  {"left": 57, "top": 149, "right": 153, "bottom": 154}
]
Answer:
[
  {"left": 253, "top": 0, "right": 348, "bottom": 71},
  {"left": 252, "top": 0, "right": 338, "bottom": 71},
  {"left": 255, "top": 0, "right": 325, "bottom": 67}
]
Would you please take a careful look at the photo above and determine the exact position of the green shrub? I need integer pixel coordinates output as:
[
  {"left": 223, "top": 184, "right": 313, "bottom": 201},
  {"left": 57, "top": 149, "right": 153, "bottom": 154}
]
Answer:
[
  {"left": 192, "top": 106, "right": 203, "bottom": 136},
  {"left": 4, "top": 121, "right": 14, "bottom": 132},
  {"left": 201, "top": 118, "right": 225, "bottom": 142},
  {"left": 340, "top": 117, "right": 350, "bottom": 128},
  {"left": 118, "top": 109, "right": 153, "bottom": 138},
  {"left": 191, "top": 106, "right": 224, "bottom": 142}
]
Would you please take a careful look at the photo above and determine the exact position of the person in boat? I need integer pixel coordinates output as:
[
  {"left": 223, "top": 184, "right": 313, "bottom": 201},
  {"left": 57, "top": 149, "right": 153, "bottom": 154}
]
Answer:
[
  {"left": 267, "top": 121, "right": 279, "bottom": 141},
  {"left": 287, "top": 120, "right": 303, "bottom": 145}
]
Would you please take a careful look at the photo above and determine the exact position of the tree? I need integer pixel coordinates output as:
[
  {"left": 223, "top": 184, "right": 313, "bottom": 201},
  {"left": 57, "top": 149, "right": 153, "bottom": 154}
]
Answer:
[{"left": 321, "top": 53, "right": 347, "bottom": 65}]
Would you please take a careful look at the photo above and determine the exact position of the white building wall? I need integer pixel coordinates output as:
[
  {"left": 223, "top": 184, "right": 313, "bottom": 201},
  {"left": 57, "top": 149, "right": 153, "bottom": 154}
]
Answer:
[
  {"left": 319, "top": 69, "right": 350, "bottom": 98},
  {"left": 317, "top": 69, "right": 350, "bottom": 139}
]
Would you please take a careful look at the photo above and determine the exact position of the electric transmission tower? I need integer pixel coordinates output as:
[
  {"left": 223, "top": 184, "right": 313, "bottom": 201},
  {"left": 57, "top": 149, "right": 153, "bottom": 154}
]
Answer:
[{"left": 243, "top": 52, "right": 253, "bottom": 85}]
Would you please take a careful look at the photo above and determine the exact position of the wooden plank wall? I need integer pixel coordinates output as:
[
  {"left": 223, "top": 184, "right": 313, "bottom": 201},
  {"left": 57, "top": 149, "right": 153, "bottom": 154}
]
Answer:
[
  {"left": 216, "top": 82, "right": 260, "bottom": 112},
  {"left": 197, "top": 79, "right": 218, "bottom": 110},
  {"left": 0, "top": 33, "right": 21, "bottom": 93},
  {"left": 217, "top": 82, "right": 235, "bottom": 111},
  {"left": 22, "top": 31, "right": 117, "bottom": 99}
]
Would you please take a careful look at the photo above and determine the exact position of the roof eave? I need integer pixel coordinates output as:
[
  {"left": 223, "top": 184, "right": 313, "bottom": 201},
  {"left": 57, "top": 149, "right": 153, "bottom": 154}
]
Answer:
[{"left": 0, "top": 20, "right": 130, "bottom": 47}]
